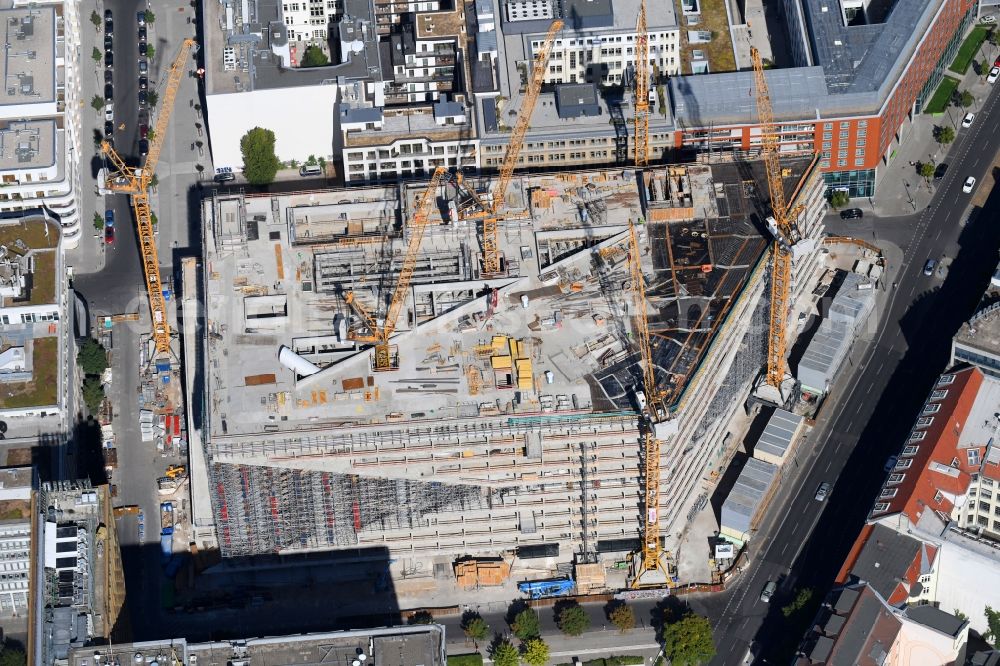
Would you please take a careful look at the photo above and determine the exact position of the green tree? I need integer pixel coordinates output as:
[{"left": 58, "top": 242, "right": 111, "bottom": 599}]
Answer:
[
  {"left": 147, "top": 44, "right": 156, "bottom": 61},
  {"left": 985, "top": 606, "right": 1000, "bottom": 647},
  {"left": 77, "top": 338, "right": 108, "bottom": 375},
  {"left": 953, "top": 608, "right": 969, "bottom": 623},
  {"left": 511, "top": 608, "right": 541, "bottom": 640},
  {"left": 662, "top": 613, "right": 716, "bottom": 666},
  {"left": 520, "top": 638, "right": 548, "bottom": 666},
  {"left": 781, "top": 588, "right": 814, "bottom": 619},
  {"left": 90, "top": 10, "right": 102, "bottom": 28},
  {"left": 957, "top": 90, "right": 975, "bottom": 108},
  {"left": 461, "top": 614, "right": 489, "bottom": 649},
  {"left": 935, "top": 124, "right": 956, "bottom": 145},
  {"left": 556, "top": 603, "right": 590, "bottom": 637},
  {"left": 829, "top": 190, "right": 850, "bottom": 209},
  {"left": 491, "top": 639, "right": 519, "bottom": 666},
  {"left": 918, "top": 161, "right": 935, "bottom": 184},
  {"left": 82, "top": 376, "right": 106, "bottom": 413},
  {"left": 408, "top": 610, "right": 434, "bottom": 625},
  {"left": 0, "top": 644, "right": 27, "bottom": 666},
  {"left": 148, "top": 91, "right": 159, "bottom": 108},
  {"left": 93, "top": 212, "right": 104, "bottom": 231},
  {"left": 91, "top": 95, "right": 105, "bottom": 112},
  {"left": 144, "top": 9, "right": 155, "bottom": 23},
  {"left": 301, "top": 45, "right": 329, "bottom": 67},
  {"left": 608, "top": 602, "right": 636, "bottom": 633},
  {"left": 240, "top": 127, "right": 282, "bottom": 185},
  {"left": 92, "top": 47, "right": 103, "bottom": 64}
]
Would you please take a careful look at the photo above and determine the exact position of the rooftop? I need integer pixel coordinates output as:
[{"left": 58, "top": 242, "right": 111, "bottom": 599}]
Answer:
[
  {"left": 200, "top": 158, "right": 816, "bottom": 437},
  {"left": 0, "top": 120, "right": 56, "bottom": 171},
  {"left": 70, "top": 626, "right": 447, "bottom": 666},
  {"left": 720, "top": 456, "right": 778, "bottom": 535},
  {"left": 837, "top": 523, "right": 924, "bottom": 604},
  {"left": 755, "top": 407, "right": 803, "bottom": 460},
  {"left": 0, "top": 7, "right": 57, "bottom": 107},
  {"left": 809, "top": 584, "right": 902, "bottom": 666}
]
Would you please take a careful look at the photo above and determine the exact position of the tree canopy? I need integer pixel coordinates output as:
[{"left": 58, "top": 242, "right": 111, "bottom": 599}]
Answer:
[
  {"left": 662, "top": 613, "right": 716, "bottom": 666},
  {"left": 829, "top": 190, "right": 850, "bottom": 209},
  {"left": 608, "top": 602, "right": 636, "bottom": 633},
  {"left": 556, "top": 603, "right": 590, "bottom": 637},
  {"left": 240, "top": 127, "right": 282, "bottom": 185},
  {"left": 408, "top": 610, "right": 434, "bottom": 625},
  {"left": 986, "top": 605, "right": 1000, "bottom": 647},
  {"left": 490, "top": 639, "right": 519, "bottom": 666},
  {"left": 935, "top": 125, "right": 956, "bottom": 145},
  {"left": 0, "top": 644, "right": 27, "bottom": 666},
  {"left": 301, "top": 45, "right": 330, "bottom": 67},
  {"left": 520, "top": 638, "right": 549, "bottom": 666},
  {"left": 77, "top": 338, "right": 108, "bottom": 376},
  {"left": 82, "top": 376, "right": 105, "bottom": 413},
  {"left": 512, "top": 607, "right": 541, "bottom": 640},
  {"left": 461, "top": 614, "right": 489, "bottom": 646}
]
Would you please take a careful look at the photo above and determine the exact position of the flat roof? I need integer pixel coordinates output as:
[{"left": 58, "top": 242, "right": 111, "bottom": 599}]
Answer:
[
  {"left": 721, "top": 457, "right": 778, "bottom": 534},
  {"left": 846, "top": 524, "right": 921, "bottom": 602},
  {"left": 0, "top": 8, "right": 56, "bottom": 107},
  {"left": 0, "top": 120, "right": 56, "bottom": 171},
  {"left": 755, "top": 408, "right": 803, "bottom": 460}
]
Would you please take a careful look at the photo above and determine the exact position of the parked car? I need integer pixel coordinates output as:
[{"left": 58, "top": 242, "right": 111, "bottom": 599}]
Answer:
[
  {"left": 839, "top": 207, "right": 863, "bottom": 220},
  {"left": 104, "top": 35, "right": 114, "bottom": 51},
  {"left": 989, "top": 66, "right": 1000, "bottom": 84},
  {"left": 923, "top": 259, "right": 936, "bottom": 276},
  {"left": 138, "top": 40, "right": 147, "bottom": 56},
  {"left": 138, "top": 76, "right": 148, "bottom": 90},
  {"left": 139, "top": 124, "right": 148, "bottom": 139},
  {"left": 137, "top": 10, "right": 146, "bottom": 26},
  {"left": 814, "top": 482, "right": 831, "bottom": 502},
  {"left": 105, "top": 51, "right": 114, "bottom": 68},
  {"left": 214, "top": 168, "right": 236, "bottom": 183},
  {"left": 884, "top": 455, "right": 899, "bottom": 472},
  {"left": 104, "top": 9, "right": 113, "bottom": 32},
  {"left": 934, "top": 163, "right": 948, "bottom": 180},
  {"left": 104, "top": 69, "right": 113, "bottom": 84},
  {"left": 105, "top": 209, "right": 115, "bottom": 228},
  {"left": 138, "top": 26, "right": 147, "bottom": 41},
  {"left": 138, "top": 90, "right": 147, "bottom": 106},
  {"left": 963, "top": 113, "right": 975, "bottom": 128},
  {"left": 104, "top": 83, "right": 114, "bottom": 101},
  {"left": 982, "top": 15, "right": 997, "bottom": 24},
  {"left": 138, "top": 59, "right": 148, "bottom": 74},
  {"left": 138, "top": 139, "right": 149, "bottom": 157},
  {"left": 104, "top": 225, "right": 115, "bottom": 245},
  {"left": 104, "top": 120, "right": 114, "bottom": 137},
  {"left": 963, "top": 176, "right": 977, "bottom": 193},
  {"left": 760, "top": 581, "right": 777, "bottom": 603},
  {"left": 105, "top": 103, "right": 114, "bottom": 121}
]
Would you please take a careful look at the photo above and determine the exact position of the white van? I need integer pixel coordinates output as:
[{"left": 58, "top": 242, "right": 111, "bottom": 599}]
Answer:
[{"left": 299, "top": 164, "right": 323, "bottom": 177}]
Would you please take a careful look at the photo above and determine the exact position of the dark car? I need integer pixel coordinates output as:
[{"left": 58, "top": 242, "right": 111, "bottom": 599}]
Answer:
[
  {"left": 104, "top": 83, "right": 114, "bottom": 101},
  {"left": 934, "top": 163, "right": 948, "bottom": 180},
  {"left": 104, "top": 35, "right": 114, "bottom": 51},
  {"left": 105, "top": 51, "right": 114, "bottom": 68},
  {"left": 138, "top": 76, "right": 148, "bottom": 91},
  {"left": 138, "top": 90, "right": 147, "bottom": 106},
  {"left": 137, "top": 10, "right": 146, "bottom": 26},
  {"left": 839, "top": 208, "right": 863, "bottom": 220},
  {"left": 139, "top": 124, "right": 148, "bottom": 139},
  {"left": 104, "top": 9, "right": 113, "bottom": 20},
  {"left": 105, "top": 209, "right": 115, "bottom": 228},
  {"left": 104, "top": 120, "right": 114, "bottom": 137},
  {"left": 104, "top": 69, "right": 113, "bottom": 84},
  {"left": 138, "top": 139, "right": 149, "bottom": 157},
  {"left": 138, "top": 26, "right": 147, "bottom": 41},
  {"left": 104, "top": 9, "right": 113, "bottom": 29},
  {"left": 138, "top": 40, "right": 147, "bottom": 56}
]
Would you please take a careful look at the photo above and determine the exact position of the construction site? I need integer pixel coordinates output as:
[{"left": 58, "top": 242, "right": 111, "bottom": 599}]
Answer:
[{"left": 189, "top": 145, "right": 827, "bottom": 587}]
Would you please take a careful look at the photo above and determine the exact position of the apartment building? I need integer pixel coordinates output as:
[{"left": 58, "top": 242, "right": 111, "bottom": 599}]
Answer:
[
  {"left": 0, "top": 5, "right": 83, "bottom": 249},
  {"left": 0, "top": 467, "right": 31, "bottom": 618}
]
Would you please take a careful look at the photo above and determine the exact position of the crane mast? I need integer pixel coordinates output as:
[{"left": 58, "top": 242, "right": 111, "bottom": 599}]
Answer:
[
  {"left": 462, "top": 20, "right": 562, "bottom": 275},
  {"left": 345, "top": 166, "right": 447, "bottom": 371},
  {"left": 633, "top": 0, "right": 650, "bottom": 167},
  {"left": 751, "top": 46, "right": 802, "bottom": 389},
  {"left": 100, "top": 39, "right": 197, "bottom": 355}
]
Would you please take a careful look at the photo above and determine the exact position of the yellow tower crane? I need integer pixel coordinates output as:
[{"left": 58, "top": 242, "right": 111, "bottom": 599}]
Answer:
[
  {"left": 101, "top": 38, "right": 198, "bottom": 355},
  {"left": 459, "top": 19, "right": 563, "bottom": 275},
  {"left": 633, "top": 0, "right": 650, "bottom": 167},
  {"left": 343, "top": 166, "right": 447, "bottom": 371},
  {"left": 751, "top": 46, "right": 803, "bottom": 390}
]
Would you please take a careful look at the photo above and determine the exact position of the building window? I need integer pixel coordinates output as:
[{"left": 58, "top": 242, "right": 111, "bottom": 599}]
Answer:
[
  {"left": 858, "top": 119, "right": 867, "bottom": 128},
  {"left": 895, "top": 459, "right": 912, "bottom": 470},
  {"left": 902, "top": 445, "right": 919, "bottom": 457},
  {"left": 880, "top": 488, "right": 897, "bottom": 499},
  {"left": 930, "top": 389, "right": 948, "bottom": 401},
  {"left": 916, "top": 416, "right": 934, "bottom": 428},
  {"left": 837, "top": 159, "right": 847, "bottom": 167},
  {"left": 938, "top": 374, "right": 956, "bottom": 386},
  {"left": 888, "top": 473, "right": 905, "bottom": 484},
  {"left": 873, "top": 502, "right": 891, "bottom": 513},
  {"left": 934, "top": 490, "right": 943, "bottom": 504},
  {"left": 923, "top": 403, "right": 941, "bottom": 415},
  {"left": 969, "top": 449, "right": 981, "bottom": 466},
  {"left": 909, "top": 431, "right": 926, "bottom": 442}
]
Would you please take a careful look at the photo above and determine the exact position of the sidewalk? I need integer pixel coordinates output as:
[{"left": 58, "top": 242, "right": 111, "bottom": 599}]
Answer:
[{"left": 871, "top": 41, "right": 998, "bottom": 218}]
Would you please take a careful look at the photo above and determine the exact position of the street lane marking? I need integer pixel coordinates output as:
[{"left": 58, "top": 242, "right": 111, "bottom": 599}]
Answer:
[{"left": 825, "top": 459, "right": 832, "bottom": 472}]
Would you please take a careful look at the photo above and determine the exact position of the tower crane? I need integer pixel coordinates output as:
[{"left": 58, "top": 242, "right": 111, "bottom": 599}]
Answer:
[
  {"left": 633, "top": 0, "right": 650, "bottom": 167},
  {"left": 101, "top": 38, "right": 198, "bottom": 355},
  {"left": 458, "top": 19, "right": 563, "bottom": 275},
  {"left": 750, "top": 46, "right": 803, "bottom": 390},
  {"left": 343, "top": 166, "right": 447, "bottom": 371}
]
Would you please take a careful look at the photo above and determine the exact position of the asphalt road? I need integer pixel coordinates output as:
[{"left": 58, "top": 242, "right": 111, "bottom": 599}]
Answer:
[{"left": 690, "top": 82, "right": 1000, "bottom": 664}]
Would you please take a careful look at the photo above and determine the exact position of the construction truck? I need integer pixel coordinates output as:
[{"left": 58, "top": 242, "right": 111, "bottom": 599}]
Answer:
[
  {"left": 517, "top": 577, "right": 575, "bottom": 599},
  {"left": 165, "top": 465, "right": 186, "bottom": 478},
  {"left": 160, "top": 501, "right": 174, "bottom": 564}
]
